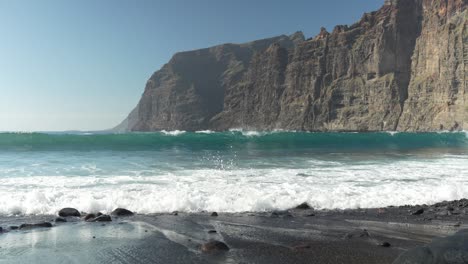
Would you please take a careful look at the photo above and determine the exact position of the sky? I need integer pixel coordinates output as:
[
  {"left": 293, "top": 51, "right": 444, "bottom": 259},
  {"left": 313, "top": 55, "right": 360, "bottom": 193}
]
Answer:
[{"left": 0, "top": 0, "right": 384, "bottom": 132}]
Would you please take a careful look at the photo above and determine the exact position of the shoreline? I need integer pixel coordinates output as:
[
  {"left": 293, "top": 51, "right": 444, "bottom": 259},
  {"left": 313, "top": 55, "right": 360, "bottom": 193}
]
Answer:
[{"left": 1, "top": 199, "right": 467, "bottom": 263}]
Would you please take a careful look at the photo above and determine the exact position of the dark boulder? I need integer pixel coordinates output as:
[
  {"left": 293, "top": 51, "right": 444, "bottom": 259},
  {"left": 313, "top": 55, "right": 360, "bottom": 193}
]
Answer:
[
  {"left": 111, "top": 208, "right": 134, "bottom": 217},
  {"left": 344, "top": 229, "right": 371, "bottom": 239},
  {"left": 84, "top": 214, "right": 96, "bottom": 221},
  {"left": 10, "top": 226, "right": 18, "bottom": 230},
  {"left": 271, "top": 210, "right": 292, "bottom": 218},
  {"left": 19, "top": 222, "right": 53, "bottom": 230},
  {"left": 293, "top": 243, "right": 311, "bottom": 251},
  {"left": 211, "top": 212, "right": 218, "bottom": 217},
  {"left": 58, "top": 208, "right": 81, "bottom": 217},
  {"left": 201, "top": 240, "right": 229, "bottom": 253},
  {"left": 392, "top": 229, "right": 468, "bottom": 264},
  {"left": 96, "top": 212, "right": 103, "bottom": 217},
  {"left": 208, "top": 230, "right": 217, "bottom": 234},
  {"left": 55, "top": 217, "right": 67, "bottom": 223},
  {"left": 90, "top": 215, "right": 112, "bottom": 222},
  {"left": 295, "top": 202, "right": 312, "bottom": 210},
  {"left": 0, "top": 227, "right": 2, "bottom": 233},
  {"left": 411, "top": 208, "right": 424, "bottom": 215},
  {"left": 378, "top": 241, "right": 391, "bottom": 247}
]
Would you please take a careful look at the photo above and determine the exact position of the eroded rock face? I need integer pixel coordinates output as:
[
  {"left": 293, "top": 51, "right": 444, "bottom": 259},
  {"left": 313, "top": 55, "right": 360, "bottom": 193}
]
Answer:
[
  {"left": 398, "top": 0, "right": 468, "bottom": 131},
  {"left": 117, "top": 0, "right": 467, "bottom": 132}
]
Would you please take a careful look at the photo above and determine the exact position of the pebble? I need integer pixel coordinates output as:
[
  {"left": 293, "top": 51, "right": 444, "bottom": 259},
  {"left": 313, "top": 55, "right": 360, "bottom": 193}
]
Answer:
[
  {"left": 201, "top": 240, "right": 229, "bottom": 253},
  {"left": 378, "top": 241, "right": 391, "bottom": 247},
  {"left": 55, "top": 217, "right": 67, "bottom": 223},
  {"left": 84, "top": 214, "right": 96, "bottom": 221},
  {"left": 411, "top": 208, "right": 424, "bottom": 215},
  {"left": 111, "top": 208, "right": 134, "bottom": 217},
  {"left": 58, "top": 208, "right": 81, "bottom": 217},
  {"left": 295, "top": 202, "right": 312, "bottom": 210},
  {"left": 19, "top": 222, "right": 53, "bottom": 230},
  {"left": 90, "top": 215, "right": 112, "bottom": 222}
]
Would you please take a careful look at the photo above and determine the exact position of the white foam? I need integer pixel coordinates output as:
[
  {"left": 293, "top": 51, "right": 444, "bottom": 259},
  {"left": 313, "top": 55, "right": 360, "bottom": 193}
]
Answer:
[
  {"left": 385, "top": 131, "right": 399, "bottom": 136},
  {"left": 195, "top": 130, "right": 215, "bottom": 134},
  {"left": 228, "top": 128, "right": 267, "bottom": 137},
  {"left": 160, "top": 130, "right": 186, "bottom": 136},
  {"left": 0, "top": 155, "right": 467, "bottom": 215}
]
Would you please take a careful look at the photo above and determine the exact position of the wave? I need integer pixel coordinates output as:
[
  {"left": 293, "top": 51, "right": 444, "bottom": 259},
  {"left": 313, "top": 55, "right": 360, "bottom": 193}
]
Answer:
[
  {"left": 1, "top": 157, "right": 468, "bottom": 215},
  {"left": 0, "top": 131, "right": 467, "bottom": 151},
  {"left": 160, "top": 130, "right": 186, "bottom": 136},
  {"left": 195, "top": 130, "right": 215, "bottom": 134}
]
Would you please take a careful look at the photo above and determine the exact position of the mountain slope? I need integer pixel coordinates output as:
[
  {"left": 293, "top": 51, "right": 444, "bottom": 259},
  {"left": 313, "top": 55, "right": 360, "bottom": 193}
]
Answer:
[{"left": 117, "top": 0, "right": 467, "bottom": 132}]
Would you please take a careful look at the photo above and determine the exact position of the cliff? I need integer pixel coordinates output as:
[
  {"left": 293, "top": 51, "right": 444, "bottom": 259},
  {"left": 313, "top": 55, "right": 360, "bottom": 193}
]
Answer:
[{"left": 117, "top": 0, "right": 467, "bottom": 132}]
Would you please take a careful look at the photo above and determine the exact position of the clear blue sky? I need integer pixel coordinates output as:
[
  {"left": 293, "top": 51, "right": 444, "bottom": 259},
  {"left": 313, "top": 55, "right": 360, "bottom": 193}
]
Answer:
[{"left": 0, "top": 0, "right": 383, "bottom": 131}]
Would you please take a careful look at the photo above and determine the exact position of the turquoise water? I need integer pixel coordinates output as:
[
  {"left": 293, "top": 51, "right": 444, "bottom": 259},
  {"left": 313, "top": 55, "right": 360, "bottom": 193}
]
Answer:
[{"left": 0, "top": 131, "right": 467, "bottom": 215}]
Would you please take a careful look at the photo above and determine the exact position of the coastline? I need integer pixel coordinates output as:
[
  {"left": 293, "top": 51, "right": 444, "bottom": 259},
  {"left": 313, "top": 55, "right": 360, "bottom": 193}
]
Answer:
[{"left": 1, "top": 199, "right": 467, "bottom": 263}]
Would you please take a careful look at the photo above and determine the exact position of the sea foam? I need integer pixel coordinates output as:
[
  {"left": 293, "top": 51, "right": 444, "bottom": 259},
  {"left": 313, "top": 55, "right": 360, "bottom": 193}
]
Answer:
[{"left": 0, "top": 155, "right": 467, "bottom": 215}]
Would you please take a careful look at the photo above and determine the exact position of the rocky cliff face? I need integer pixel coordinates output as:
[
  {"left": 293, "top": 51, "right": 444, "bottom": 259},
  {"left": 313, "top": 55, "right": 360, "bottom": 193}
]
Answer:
[{"left": 117, "top": 0, "right": 467, "bottom": 132}]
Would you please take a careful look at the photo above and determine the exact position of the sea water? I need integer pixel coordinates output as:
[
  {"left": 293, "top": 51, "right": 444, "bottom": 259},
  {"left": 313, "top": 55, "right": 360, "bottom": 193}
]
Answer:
[{"left": 0, "top": 131, "right": 467, "bottom": 215}]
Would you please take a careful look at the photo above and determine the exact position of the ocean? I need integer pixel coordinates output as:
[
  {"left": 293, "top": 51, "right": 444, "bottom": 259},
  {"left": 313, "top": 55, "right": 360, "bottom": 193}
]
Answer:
[{"left": 0, "top": 130, "right": 467, "bottom": 215}]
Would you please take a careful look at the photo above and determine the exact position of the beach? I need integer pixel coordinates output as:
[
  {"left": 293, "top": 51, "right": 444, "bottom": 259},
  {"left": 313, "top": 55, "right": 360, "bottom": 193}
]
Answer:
[{"left": 1, "top": 199, "right": 468, "bottom": 263}]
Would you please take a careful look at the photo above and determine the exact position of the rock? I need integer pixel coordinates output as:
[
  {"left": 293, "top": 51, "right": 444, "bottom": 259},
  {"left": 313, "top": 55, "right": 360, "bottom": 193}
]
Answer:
[
  {"left": 90, "top": 215, "right": 112, "bottom": 222},
  {"left": 172, "top": 211, "right": 179, "bottom": 216},
  {"left": 393, "top": 229, "right": 468, "bottom": 264},
  {"left": 111, "top": 208, "right": 134, "bottom": 217},
  {"left": 411, "top": 208, "right": 424, "bottom": 215},
  {"left": 377, "top": 208, "right": 387, "bottom": 214},
  {"left": 19, "top": 222, "right": 53, "bottom": 230},
  {"left": 9, "top": 226, "right": 18, "bottom": 230},
  {"left": 293, "top": 243, "right": 311, "bottom": 251},
  {"left": 96, "top": 212, "right": 103, "bottom": 217},
  {"left": 84, "top": 214, "right": 96, "bottom": 221},
  {"left": 58, "top": 208, "right": 81, "bottom": 217},
  {"left": 378, "top": 241, "right": 391, "bottom": 247},
  {"left": 295, "top": 202, "right": 312, "bottom": 210},
  {"left": 271, "top": 210, "right": 291, "bottom": 218},
  {"left": 211, "top": 212, "right": 218, "bottom": 217},
  {"left": 201, "top": 240, "right": 229, "bottom": 253},
  {"left": 436, "top": 210, "right": 449, "bottom": 216},
  {"left": 0, "top": 227, "right": 2, "bottom": 233},
  {"left": 344, "top": 229, "right": 371, "bottom": 239},
  {"left": 208, "top": 230, "right": 217, "bottom": 234},
  {"left": 55, "top": 217, "right": 67, "bottom": 223},
  {"left": 115, "top": 1, "right": 467, "bottom": 133}
]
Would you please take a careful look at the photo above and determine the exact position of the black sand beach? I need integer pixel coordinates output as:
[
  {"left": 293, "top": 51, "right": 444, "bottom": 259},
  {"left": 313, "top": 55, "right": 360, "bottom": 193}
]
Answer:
[{"left": 1, "top": 200, "right": 468, "bottom": 263}]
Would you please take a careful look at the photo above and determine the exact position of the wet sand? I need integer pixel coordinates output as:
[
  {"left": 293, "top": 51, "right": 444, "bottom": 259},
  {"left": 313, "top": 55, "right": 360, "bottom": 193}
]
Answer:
[{"left": 1, "top": 200, "right": 467, "bottom": 264}]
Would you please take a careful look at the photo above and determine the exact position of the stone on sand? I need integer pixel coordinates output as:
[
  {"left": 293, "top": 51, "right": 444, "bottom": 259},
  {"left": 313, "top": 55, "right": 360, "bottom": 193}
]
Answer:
[
  {"left": 90, "top": 215, "right": 112, "bottom": 222},
  {"left": 111, "top": 208, "right": 134, "bottom": 217},
  {"left": 84, "top": 214, "right": 96, "bottom": 221},
  {"left": 393, "top": 229, "right": 468, "bottom": 264},
  {"left": 295, "top": 202, "right": 312, "bottom": 210},
  {"left": 58, "top": 208, "right": 81, "bottom": 217},
  {"left": 201, "top": 240, "right": 229, "bottom": 253},
  {"left": 19, "top": 222, "right": 53, "bottom": 230}
]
